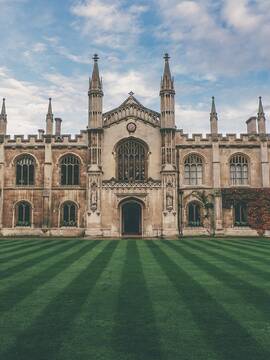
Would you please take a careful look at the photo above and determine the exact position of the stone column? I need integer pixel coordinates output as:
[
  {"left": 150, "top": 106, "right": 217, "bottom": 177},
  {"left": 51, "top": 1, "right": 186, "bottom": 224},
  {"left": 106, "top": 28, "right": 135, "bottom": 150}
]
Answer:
[
  {"left": 0, "top": 137, "right": 5, "bottom": 229},
  {"left": 260, "top": 140, "right": 269, "bottom": 187},
  {"left": 212, "top": 142, "right": 223, "bottom": 232},
  {"left": 43, "top": 138, "right": 52, "bottom": 230}
]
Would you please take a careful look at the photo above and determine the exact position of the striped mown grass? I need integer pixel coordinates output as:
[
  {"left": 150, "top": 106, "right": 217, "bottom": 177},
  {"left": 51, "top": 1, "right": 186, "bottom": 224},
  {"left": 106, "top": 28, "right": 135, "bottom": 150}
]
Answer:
[{"left": 0, "top": 238, "right": 269, "bottom": 360}]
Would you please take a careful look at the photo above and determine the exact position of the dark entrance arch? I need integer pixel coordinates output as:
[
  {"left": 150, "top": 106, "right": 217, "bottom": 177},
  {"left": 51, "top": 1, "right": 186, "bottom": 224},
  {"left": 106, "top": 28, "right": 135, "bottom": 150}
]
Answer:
[{"left": 121, "top": 200, "right": 142, "bottom": 236}]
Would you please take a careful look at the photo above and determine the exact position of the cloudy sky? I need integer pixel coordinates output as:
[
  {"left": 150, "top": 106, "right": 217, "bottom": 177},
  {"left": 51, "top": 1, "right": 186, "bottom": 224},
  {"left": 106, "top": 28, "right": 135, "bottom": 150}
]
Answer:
[{"left": 0, "top": 0, "right": 269, "bottom": 135}]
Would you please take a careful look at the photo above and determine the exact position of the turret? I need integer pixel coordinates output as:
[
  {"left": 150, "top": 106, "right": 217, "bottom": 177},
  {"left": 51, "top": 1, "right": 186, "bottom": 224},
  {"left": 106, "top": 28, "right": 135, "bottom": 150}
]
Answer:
[
  {"left": 160, "top": 53, "right": 175, "bottom": 129},
  {"left": 88, "top": 54, "right": 103, "bottom": 129},
  {"left": 257, "top": 96, "right": 266, "bottom": 134},
  {"left": 0, "top": 98, "right": 7, "bottom": 135},
  {"left": 210, "top": 96, "right": 218, "bottom": 135},
  {"left": 46, "top": 98, "right": 53, "bottom": 135}
]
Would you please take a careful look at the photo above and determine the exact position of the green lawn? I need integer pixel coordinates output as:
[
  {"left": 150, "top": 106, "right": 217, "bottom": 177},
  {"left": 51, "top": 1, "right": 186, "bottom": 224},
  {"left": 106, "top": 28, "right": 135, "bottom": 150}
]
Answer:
[{"left": 0, "top": 238, "right": 270, "bottom": 360}]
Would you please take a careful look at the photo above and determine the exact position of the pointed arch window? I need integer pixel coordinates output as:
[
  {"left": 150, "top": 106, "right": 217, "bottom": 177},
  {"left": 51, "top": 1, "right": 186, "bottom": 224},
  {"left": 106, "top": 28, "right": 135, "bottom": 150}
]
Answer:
[
  {"left": 230, "top": 154, "right": 249, "bottom": 185},
  {"left": 188, "top": 202, "right": 201, "bottom": 227},
  {"left": 61, "top": 202, "right": 78, "bottom": 227},
  {"left": 184, "top": 154, "right": 203, "bottom": 185},
  {"left": 60, "top": 155, "right": 80, "bottom": 185},
  {"left": 16, "top": 201, "right": 31, "bottom": 227},
  {"left": 117, "top": 139, "right": 146, "bottom": 182},
  {"left": 16, "top": 155, "right": 35, "bottom": 186},
  {"left": 234, "top": 202, "right": 248, "bottom": 226}
]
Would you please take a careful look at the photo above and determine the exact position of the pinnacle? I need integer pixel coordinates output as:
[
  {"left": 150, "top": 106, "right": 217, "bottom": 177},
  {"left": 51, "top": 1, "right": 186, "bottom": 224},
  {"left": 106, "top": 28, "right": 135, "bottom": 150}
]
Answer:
[
  {"left": 258, "top": 96, "right": 264, "bottom": 115},
  {"left": 1, "top": 98, "right": 6, "bottom": 116}
]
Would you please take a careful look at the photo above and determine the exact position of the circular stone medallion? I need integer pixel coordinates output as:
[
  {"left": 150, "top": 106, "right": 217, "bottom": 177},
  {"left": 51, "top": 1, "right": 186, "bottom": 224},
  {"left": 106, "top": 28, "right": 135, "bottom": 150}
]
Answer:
[{"left": 127, "top": 122, "right": 136, "bottom": 133}]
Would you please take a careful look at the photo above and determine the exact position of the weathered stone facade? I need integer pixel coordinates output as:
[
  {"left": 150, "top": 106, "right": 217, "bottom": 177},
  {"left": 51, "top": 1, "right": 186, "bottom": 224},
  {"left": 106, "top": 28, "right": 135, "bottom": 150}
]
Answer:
[{"left": 0, "top": 54, "right": 268, "bottom": 237}]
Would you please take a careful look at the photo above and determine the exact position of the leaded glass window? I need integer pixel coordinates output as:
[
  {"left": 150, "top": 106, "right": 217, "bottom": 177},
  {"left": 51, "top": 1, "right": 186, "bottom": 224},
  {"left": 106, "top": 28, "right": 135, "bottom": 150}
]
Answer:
[
  {"left": 230, "top": 154, "right": 249, "bottom": 185},
  {"left": 60, "top": 155, "right": 80, "bottom": 185},
  {"left": 184, "top": 154, "right": 203, "bottom": 185},
  {"left": 188, "top": 202, "right": 201, "bottom": 227},
  {"left": 16, "top": 155, "right": 35, "bottom": 186},
  {"left": 234, "top": 202, "right": 248, "bottom": 226},
  {"left": 117, "top": 139, "right": 146, "bottom": 182},
  {"left": 61, "top": 202, "right": 77, "bottom": 227},
  {"left": 16, "top": 201, "right": 31, "bottom": 226}
]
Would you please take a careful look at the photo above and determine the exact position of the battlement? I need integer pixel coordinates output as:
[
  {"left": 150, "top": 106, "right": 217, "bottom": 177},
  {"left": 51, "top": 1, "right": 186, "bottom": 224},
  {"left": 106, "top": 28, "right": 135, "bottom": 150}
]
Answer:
[
  {"left": 176, "top": 130, "right": 269, "bottom": 146},
  {"left": 3, "top": 130, "right": 88, "bottom": 147}
]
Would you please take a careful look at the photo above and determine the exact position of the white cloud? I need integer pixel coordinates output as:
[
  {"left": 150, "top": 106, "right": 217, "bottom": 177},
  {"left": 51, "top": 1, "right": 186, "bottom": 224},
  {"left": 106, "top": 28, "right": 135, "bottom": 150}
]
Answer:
[{"left": 71, "top": 0, "right": 148, "bottom": 49}]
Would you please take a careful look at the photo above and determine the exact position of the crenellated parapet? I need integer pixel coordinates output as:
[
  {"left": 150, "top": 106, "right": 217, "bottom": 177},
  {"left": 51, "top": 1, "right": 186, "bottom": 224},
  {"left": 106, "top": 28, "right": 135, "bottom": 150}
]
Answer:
[
  {"left": 176, "top": 131, "right": 270, "bottom": 148},
  {"left": 3, "top": 131, "right": 88, "bottom": 147}
]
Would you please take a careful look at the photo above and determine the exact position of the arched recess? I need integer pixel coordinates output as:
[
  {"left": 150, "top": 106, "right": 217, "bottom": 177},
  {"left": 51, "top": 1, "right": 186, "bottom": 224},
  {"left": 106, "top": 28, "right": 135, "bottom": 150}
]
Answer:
[
  {"left": 186, "top": 201, "right": 203, "bottom": 227},
  {"left": 14, "top": 200, "right": 32, "bottom": 227},
  {"left": 183, "top": 153, "right": 204, "bottom": 186},
  {"left": 229, "top": 153, "right": 250, "bottom": 185},
  {"left": 14, "top": 154, "right": 36, "bottom": 186},
  {"left": 58, "top": 154, "right": 81, "bottom": 186},
  {"left": 60, "top": 201, "right": 78, "bottom": 227},
  {"left": 119, "top": 197, "right": 144, "bottom": 236},
  {"left": 114, "top": 137, "right": 149, "bottom": 182}
]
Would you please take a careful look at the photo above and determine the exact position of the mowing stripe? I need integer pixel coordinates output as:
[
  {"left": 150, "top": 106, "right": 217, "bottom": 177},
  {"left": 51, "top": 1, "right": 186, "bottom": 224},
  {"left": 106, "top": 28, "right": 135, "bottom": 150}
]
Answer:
[
  {"left": 0, "top": 240, "right": 37, "bottom": 255},
  {"left": 213, "top": 239, "right": 270, "bottom": 255},
  {"left": 0, "top": 240, "right": 53, "bottom": 258},
  {"left": 112, "top": 241, "right": 163, "bottom": 360},
  {"left": 181, "top": 240, "right": 270, "bottom": 282},
  {"left": 1, "top": 241, "right": 118, "bottom": 360},
  {"left": 0, "top": 240, "right": 61, "bottom": 265},
  {"left": 0, "top": 241, "right": 99, "bottom": 313},
  {"left": 168, "top": 241, "right": 270, "bottom": 323},
  {"left": 147, "top": 241, "right": 269, "bottom": 360},
  {"left": 203, "top": 239, "right": 270, "bottom": 266},
  {"left": 232, "top": 238, "right": 270, "bottom": 247},
  {"left": 0, "top": 240, "right": 79, "bottom": 281}
]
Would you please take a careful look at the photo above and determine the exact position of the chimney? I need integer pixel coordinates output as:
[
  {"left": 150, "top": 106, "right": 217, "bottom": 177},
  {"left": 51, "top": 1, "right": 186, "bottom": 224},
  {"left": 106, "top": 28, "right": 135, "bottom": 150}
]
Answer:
[
  {"left": 38, "top": 129, "right": 45, "bottom": 139},
  {"left": 246, "top": 117, "right": 257, "bottom": 134},
  {"left": 55, "top": 118, "right": 62, "bottom": 136}
]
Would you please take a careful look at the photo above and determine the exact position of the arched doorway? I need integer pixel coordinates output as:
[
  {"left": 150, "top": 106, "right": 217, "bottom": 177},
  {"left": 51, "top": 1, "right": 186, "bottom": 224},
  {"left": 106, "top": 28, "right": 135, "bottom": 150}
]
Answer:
[{"left": 121, "top": 200, "right": 142, "bottom": 236}]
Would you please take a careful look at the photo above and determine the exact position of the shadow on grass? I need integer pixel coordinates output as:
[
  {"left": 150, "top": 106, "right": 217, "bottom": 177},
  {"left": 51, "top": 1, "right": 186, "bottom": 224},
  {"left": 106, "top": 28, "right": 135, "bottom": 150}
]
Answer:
[
  {"left": 147, "top": 241, "right": 269, "bottom": 360},
  {"left": 112, "top": 241, "right": 163, "bottom": 360},
  {"left": 0, "top": 241, "right": 79, "bottom": 280},
  {"left": 0, "top": 241, "right": 99, "bottom": 312},
  {"left": 1, "top": 241, "right": 118, "bottom": 360}
]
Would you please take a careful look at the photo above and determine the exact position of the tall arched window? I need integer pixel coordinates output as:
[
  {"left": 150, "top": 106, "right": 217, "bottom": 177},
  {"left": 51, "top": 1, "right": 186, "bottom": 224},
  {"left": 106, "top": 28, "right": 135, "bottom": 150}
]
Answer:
[
  {"left": 16, "top": 201, "right": 31, "bottom": 227},
  {"left": 61, "top": 202, "right": 77, "bottom": 227},
  {"left": 60, "top": 155, "right": 80, "bottom": 185},
  {"left": 234, "top": 202, "right": 248, "bottom": 226},
  {"left": 188, "top": 202, "right": 201, "bottom": 227},
  {"left": 184, "top": 154, "right": 203, "bottom": 185},
  {"left": 230, "top": 154, "right": 249, "bottom": 185},
  {"left": 16, "top": 155, "right": 35, "bottom": 186},
  {"left": 117, "top": 139, "right": 146, "bottom": 182}
]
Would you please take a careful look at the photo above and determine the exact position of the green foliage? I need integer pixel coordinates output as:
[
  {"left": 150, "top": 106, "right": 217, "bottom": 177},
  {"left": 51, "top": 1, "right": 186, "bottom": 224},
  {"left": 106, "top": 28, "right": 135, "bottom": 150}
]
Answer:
[{"left": 222, "top": 188, "right": 270, "bottom": 234}]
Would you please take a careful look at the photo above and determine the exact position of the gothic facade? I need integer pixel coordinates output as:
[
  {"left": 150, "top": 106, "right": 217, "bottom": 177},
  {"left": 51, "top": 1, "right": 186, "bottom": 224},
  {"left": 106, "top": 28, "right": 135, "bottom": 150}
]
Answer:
[{"left": 0, "top": 54, "right": 268, "bottom": 237}]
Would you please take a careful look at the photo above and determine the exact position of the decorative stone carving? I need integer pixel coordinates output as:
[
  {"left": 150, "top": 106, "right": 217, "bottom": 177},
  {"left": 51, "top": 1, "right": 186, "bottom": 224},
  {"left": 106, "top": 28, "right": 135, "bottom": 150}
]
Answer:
[{"left": 90, "top": 182, "right": 98, "bottom": 211}]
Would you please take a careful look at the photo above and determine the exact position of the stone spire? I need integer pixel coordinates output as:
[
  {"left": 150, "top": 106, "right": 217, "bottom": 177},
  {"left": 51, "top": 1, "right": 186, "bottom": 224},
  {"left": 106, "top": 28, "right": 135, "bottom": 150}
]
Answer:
[
  {"left": 160, "top": 53, "right": 175, "bottom": 129},
  {"left": 210, "top": 96, "right": 218, "bottom": 135},
  {"left": 160, "top": 53, "right": 174, "bottom": 91},
  {"left": 89, "top": 54, "right": 102, "bottom": 91},
  {"left": 0, "top": 98, "right": 7, "bottom": 135},
  {"left": 257, "top": 96, "right": 266, "bottom": 134},
  {"left": 46, "top": 98, "right": 54, "bottom": 135},
  {"left": 88, "top": 54, "right": 103, "bottom": 128}
]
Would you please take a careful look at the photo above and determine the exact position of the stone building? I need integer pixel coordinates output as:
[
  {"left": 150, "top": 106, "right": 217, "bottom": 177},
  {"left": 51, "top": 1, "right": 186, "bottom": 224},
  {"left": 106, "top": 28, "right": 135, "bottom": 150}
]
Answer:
[{"left": 0, "top": 54, "right": 268, "bottom": 237}]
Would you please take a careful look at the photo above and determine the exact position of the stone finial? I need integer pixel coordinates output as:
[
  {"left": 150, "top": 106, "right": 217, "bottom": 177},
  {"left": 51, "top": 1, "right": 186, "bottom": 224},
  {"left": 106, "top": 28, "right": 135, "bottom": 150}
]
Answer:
[
  {"left": 210, "top": 96, "right": 218, "bottom": 135},
  {"left": 90, "top": 54, "right": 102, "bottom": 90},
  {"left": 257, "top": 96, "right": 266, "bottom": 134},
  {"left": 1, "top": 98, "right": 6, "bottom": 117}
]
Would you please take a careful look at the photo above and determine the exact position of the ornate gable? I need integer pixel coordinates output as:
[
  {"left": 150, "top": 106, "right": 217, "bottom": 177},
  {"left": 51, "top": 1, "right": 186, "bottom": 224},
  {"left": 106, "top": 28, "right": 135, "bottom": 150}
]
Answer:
[{"left": 103, "top": 93, "right": 160, "bottom": 128}]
